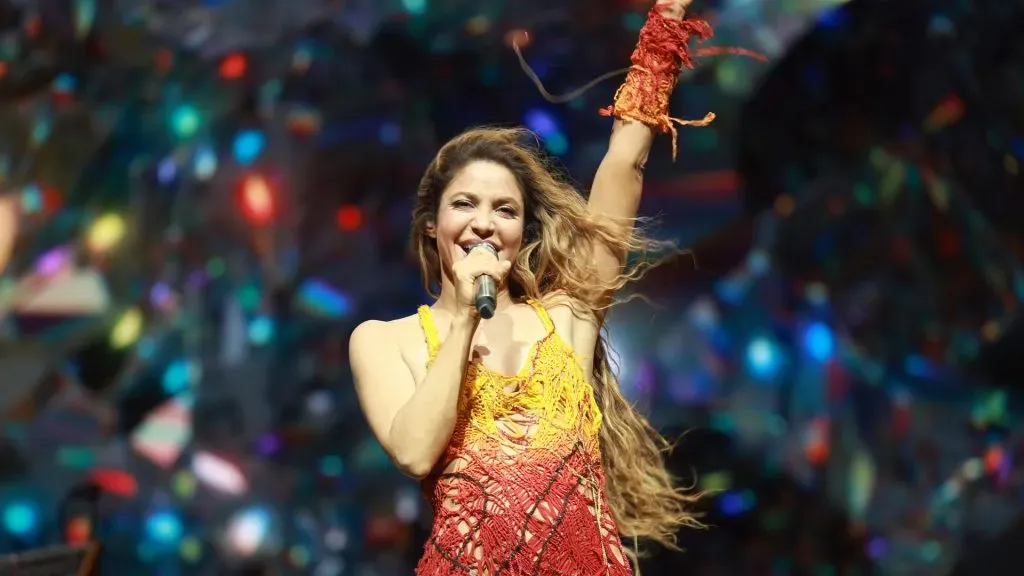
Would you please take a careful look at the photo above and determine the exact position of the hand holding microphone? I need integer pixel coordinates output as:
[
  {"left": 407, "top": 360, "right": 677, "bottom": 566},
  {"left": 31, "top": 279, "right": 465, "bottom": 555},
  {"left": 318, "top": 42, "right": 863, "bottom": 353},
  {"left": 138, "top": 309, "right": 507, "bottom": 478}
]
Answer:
[
  {"left": 470, "top": 243, "right": 499, "bottom": 319},
  {"left": 451, "top": 242, "right": 511, "bottom": 319}
]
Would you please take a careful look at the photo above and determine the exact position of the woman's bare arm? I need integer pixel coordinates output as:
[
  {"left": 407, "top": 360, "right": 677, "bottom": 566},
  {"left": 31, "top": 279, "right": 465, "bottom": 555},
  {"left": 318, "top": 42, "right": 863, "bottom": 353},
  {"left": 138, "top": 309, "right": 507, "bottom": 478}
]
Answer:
[
  {"left": 349, "top": 312, "right": 477, "bottom": 478},
  {"left": 587, "top": 120, "right": 653, "bottom": 283},
  {"left": 586, "top": 0, "right": 691, "bottom": 287},
  {"left": 0, "top": 195, "right": 17, "bottom": 277}
]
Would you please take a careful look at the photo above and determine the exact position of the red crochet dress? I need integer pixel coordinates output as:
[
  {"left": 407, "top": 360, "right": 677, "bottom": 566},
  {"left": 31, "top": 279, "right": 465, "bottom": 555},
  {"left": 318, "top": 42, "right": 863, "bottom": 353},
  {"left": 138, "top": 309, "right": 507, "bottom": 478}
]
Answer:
[{"left": 415, "top": 301, "right": 632, "bottom": 575}]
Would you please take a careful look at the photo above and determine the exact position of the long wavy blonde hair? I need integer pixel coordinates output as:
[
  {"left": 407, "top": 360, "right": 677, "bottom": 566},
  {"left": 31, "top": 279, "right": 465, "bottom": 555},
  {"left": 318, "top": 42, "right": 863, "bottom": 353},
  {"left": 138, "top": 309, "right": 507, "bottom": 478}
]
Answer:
[{"left": 410, "top": 126, "right": 704, "bottom": 563}]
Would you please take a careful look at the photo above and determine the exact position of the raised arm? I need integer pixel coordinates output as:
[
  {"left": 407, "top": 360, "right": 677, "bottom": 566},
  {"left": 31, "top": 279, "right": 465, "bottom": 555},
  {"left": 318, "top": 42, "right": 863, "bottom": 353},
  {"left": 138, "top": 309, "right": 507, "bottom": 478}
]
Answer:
[
  {"left": 589, "top": 0, "right": 714, "bottom": 285},
  {"left": 588, "top": 121, "right": 653, "bottom": 285}
]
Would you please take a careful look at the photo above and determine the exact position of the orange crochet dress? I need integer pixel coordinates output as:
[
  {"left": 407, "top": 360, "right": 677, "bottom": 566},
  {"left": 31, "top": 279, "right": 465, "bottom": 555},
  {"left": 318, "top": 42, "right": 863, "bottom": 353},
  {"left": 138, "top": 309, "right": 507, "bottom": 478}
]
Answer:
[{"left": 415, "top": 300, "right": 632, "bottom": 575}]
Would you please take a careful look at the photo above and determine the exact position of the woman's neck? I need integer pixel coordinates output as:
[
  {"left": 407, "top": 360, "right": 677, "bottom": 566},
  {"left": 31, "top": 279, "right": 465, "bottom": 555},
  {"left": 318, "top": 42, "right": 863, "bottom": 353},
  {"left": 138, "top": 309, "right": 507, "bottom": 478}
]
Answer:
[{"left": 434, "top": 276, "right": 516, "bottom": 315}]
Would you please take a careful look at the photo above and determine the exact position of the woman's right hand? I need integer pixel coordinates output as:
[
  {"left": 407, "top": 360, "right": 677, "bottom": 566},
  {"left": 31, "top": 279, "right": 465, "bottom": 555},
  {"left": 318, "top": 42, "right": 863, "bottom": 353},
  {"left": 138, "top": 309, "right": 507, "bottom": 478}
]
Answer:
[{"left": 450, "top": 244, "right": 512, "bottom": 316}]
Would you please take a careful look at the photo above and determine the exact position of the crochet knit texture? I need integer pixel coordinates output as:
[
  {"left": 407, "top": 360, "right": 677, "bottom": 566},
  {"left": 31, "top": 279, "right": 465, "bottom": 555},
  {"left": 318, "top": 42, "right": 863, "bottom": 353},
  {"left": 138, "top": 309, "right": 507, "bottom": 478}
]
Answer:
[
  {"left": 599, "top": 4, "right": 766, "bottom": 160},
  {"left": 415, "top": 300, "right": 631, "bottom": 575}
]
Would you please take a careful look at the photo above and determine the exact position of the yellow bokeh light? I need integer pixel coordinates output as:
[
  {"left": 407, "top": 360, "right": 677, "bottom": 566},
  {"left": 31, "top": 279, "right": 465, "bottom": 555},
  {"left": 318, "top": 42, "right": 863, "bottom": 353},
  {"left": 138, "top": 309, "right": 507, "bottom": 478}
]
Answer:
[
  {"left": 87, "top": 213, "right": 126, "bottom": 254},
  {"left": 179, "top": 536, "right": 202, "bottom": 561},
  {"left": 110, "top": 307, "right": 143, "bottom": 349},
  {"left": 288, "top": 545, "right": 310, "bottom": 567},
  {"left": 698, "top": 471, "right": 732, "bottom": 493},
  {"left": 172, "top": 470, "right": 197, "bottom": 499}
]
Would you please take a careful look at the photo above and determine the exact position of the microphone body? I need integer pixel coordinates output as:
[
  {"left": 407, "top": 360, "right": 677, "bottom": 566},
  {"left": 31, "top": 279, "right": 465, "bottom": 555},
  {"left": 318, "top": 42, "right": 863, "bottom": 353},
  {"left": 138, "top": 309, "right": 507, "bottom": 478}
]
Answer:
[{"left": 469, "top": 243, "right": 498, "bottom": 319}]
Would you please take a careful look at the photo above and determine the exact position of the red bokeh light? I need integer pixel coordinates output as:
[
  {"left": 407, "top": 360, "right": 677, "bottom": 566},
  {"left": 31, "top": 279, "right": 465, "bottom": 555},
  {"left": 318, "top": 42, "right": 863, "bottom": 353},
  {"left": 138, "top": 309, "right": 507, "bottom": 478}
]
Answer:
[
  {"left": 238, "top": 175, "right": 275, "bottom": 226},
  {"left": 336, "top": 205, "right": 363, "bottom": 230},
  {"left": 65, "top": 517, "right": 91, "bottom": 545},
  {"left": 219, "top": 53, "right": 247, "bottom": 79}
]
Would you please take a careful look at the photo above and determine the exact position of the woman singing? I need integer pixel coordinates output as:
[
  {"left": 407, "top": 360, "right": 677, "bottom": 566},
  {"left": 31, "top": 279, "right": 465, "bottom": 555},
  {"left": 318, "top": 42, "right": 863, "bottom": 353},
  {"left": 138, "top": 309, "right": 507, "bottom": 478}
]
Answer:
[{"left": 351, "top": 1, "right": 731, "bottom": 572}]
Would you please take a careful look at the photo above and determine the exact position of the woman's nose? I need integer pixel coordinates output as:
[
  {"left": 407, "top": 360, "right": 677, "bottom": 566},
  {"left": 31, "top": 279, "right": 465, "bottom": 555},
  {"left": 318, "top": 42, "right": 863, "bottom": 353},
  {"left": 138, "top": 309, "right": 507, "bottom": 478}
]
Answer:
[{"left": 471, "top": 211, "right": 495, "bottom": 233}]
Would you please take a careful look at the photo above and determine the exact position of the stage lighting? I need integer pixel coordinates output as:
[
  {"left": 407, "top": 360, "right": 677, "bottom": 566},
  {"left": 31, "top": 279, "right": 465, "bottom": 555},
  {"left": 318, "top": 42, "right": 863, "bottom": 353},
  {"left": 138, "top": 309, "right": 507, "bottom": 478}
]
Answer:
[
  {"left": 191, "top": 451, "right": 248, "bottom": 496},
  {"left": 402, "top": 0, "right": 427, "bottom": 16},
  {"left": 85, "top": 213, "right": 126, "bottom": 255},
  {"left": 170, "top": 105, "right": 201, "bottom": 139},
  {"left": 129, "top": 394, "right": 193, "bottom": 469},
  {"left": 523, "top": 109, "right": 558, "bottom": 139},
  {"left": 335, "top": 205, "right": 362, "bottom": 231},
  {"left": 226, "top": 507, "right": 271, "bottom": 556},
  {"left": 64, "top": 515, "right": 91, "bottom": 545},
  {"left": 232, "top": 130, "right": 265, "bottom": 166},
  {"left": 378, "top": 122, "right": 400, "bottom": 145},
  {"left": 218, "top": 505, "right": 281, "bottom": 564},
  {"left": 803, "top": 322, "right": 834, "bottom": 362},
  {"left": 237, "top": 175, "right": 275, "bottom": 226},
  {"left": 745, "top": 336, "right": 782, "bottom": 380},
  {"left": 220, "top": 53, "right": 248, "bottom": 80},
  {"left": 247, "top": 315, "right": 273, "bottom": 345},
  {"left": 1, "top": 499, "right": 40, "bottom": 538},
  {"left": 295, "top": 279, "right": 352, "bottom": 319},
  {"left": 194, "top": 145, "right": 218, "bottom": 180},
  {"left": 161, "top": 358, "right": 200, "bottom": 395},
  {"left": 144, "top": 510, "right": 184, "bottom": 549},
  {"left": 718, "top": 490, "right": 755, "bottom": 517},
  {"left": 110, "top": 307, "right": 144, "bottom": 349},
  {"left": 523, "top": 108, "right": 568, "bottom": 156},
  {"left": 284, "top": 106, "right": 321, "bottom": 136},
  {"left": 394, "top": 487, "right": 420, "bottom": 523}
]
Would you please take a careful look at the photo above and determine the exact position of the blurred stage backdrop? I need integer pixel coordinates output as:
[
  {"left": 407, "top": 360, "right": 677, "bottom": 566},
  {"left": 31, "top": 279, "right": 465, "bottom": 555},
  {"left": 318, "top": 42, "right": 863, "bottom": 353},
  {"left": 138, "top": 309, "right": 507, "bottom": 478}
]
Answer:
[{"left": 1, "top": 0, "right": 1023, "bottom": 574}]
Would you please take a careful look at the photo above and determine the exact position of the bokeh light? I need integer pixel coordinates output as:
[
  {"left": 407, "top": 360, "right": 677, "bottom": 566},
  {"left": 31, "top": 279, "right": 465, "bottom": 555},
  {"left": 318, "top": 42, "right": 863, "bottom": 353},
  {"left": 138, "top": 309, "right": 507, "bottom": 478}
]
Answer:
[
  {"left": 170, "top": 105, "right": 201, "bottom": 139},
  {"left": 237, "top": 175, "right": 275, "bottom": 226},
  {"left": 144, "top": 511, "right": 183, "bottom": 548},
  {"left": 225, "top": 506, "right": 274, "bottom": 557},
  {"left": 86, "top": 213, "right": 126, "bottom": 254},
  {"left": 745, "top": 336, "right": 782, "bottom": 380},
  {"left": 232, "top": 130, "right": 266, "bottom": 166},
  {"left": 2, "top": 500, "right": 40, "bottom": 537}
]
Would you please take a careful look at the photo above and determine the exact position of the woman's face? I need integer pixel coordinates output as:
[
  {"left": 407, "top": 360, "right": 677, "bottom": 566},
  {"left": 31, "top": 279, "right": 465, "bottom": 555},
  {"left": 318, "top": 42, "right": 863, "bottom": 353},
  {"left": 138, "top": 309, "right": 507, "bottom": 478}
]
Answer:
[{"left": 431, "top": 160, "right": 526, "bottom": 278}]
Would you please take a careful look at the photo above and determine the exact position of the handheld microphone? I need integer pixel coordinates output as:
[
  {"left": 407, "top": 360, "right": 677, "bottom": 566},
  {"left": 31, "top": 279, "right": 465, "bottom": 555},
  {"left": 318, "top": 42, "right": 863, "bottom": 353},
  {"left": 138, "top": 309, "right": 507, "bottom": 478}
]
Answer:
[{"left": 469, "top": 243, "right": 498, "bottom": 319}]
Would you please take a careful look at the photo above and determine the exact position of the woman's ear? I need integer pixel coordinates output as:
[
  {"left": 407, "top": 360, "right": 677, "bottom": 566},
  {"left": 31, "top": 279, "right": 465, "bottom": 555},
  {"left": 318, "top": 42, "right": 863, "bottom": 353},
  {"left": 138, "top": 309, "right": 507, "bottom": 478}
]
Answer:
[{"left": 425, "top": 221, "right": 437, "bottom": 239}]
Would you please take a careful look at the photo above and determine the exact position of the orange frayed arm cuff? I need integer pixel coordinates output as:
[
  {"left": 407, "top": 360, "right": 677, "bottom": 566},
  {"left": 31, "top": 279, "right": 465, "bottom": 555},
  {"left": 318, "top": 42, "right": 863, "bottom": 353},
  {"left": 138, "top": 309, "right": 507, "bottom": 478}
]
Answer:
[{"left": 600, "top": 4, "right": 764, "bottom": 160}]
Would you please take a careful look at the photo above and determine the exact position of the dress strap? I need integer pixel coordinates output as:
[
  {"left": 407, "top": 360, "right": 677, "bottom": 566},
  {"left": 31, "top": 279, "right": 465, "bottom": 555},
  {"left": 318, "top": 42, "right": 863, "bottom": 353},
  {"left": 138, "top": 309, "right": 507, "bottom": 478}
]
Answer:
[
  {"left": 525, "top": 299, "right": 555, "bottom": 334},
  {"left": 417, "top": 305, "right": 441, "bottom": 362}
]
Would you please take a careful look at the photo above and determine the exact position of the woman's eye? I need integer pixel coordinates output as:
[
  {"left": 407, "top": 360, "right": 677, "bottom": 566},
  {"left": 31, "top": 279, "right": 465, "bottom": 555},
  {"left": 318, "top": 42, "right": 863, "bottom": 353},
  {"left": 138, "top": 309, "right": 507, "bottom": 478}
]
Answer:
[
  {"left": 452, "top": 200, "right": 472, "bottom": 208},
  {"left": 498, "top": 206, "right": 517, "bottom": 216}
]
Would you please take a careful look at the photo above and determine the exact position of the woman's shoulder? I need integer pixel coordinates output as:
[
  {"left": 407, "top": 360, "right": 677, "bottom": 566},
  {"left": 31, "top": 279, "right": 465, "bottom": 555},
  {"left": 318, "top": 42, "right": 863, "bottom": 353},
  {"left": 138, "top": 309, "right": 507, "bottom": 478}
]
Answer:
[
  {"left": 535, "top": 291, "right": 597, "bottom": 321},
  {"left": 352, "top": 312, "right": 422, "bottom": 342},
  {"left": 536, "top": 290, "right": 576, "bottom": 309},
  {"left": 353, "top": 309, "right": 432, "bottom": 350}
]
